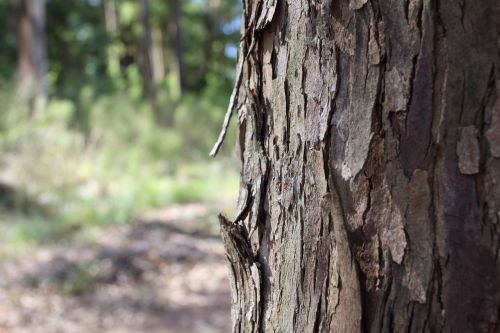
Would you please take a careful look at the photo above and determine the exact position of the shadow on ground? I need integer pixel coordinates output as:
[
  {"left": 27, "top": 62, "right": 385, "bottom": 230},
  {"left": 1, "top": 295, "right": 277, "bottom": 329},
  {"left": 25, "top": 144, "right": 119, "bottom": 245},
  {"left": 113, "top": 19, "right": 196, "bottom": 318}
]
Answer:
[{"left": 0, "top": 204, "right": 231, "bottom": 333}]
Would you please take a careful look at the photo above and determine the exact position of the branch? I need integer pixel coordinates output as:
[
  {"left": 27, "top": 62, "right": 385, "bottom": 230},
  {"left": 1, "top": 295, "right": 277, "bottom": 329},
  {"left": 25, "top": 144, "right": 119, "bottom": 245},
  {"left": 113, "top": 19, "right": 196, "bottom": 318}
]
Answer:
[{"left": 209, "top": 54, "right": 244, "bottom": 157}]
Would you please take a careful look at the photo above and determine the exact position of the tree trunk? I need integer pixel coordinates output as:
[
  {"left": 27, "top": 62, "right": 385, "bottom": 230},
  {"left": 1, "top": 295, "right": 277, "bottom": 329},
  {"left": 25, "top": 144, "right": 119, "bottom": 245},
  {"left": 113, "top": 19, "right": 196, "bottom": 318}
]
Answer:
[
  {"left": 172, "top": 0, "right": 185, "bottom": 93},
  {"left": 139, "top": 0, "right": 158, "bottom": 115},
  {"left": 104, "top": 0, "right": 120, "bottom": 77},
  {"left": 220, "top": 0, "right": 499, "bottom": 332},
  {"left": 152, "top": 27, "right": 165, "bottom": 82},
  {"left": 16, "top": 0, "right": 48, "bottom": 104}
]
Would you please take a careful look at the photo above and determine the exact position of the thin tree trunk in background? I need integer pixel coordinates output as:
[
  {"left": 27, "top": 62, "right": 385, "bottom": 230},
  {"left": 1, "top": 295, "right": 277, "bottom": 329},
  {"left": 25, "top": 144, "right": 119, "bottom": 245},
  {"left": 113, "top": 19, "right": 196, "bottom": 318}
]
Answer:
[
  {"left": 139, "top": 0, "right": 158, "bottom": 116},
  {"left": 221, "top": 0, "right": 499, "bottom": 332},
  {"left": 16, "top": 0, "right": 48, "bottom": 105},
  {"left": 200, "top": 8, "right": 215, "bottom": 86},
  {"left": 152, "top": 27, "right": 165, "bottom": 82},
  {"left": 104, "top": 0, "right": 120, "bottom": 77},
  {"left": 172, "top": 0, "right": 184, "bottom": 94}
]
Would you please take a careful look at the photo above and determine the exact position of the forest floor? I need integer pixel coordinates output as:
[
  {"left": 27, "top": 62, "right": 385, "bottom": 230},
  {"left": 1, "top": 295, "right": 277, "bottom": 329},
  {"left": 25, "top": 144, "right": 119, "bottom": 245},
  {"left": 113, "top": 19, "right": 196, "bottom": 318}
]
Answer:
[{"left": 0, "top": 204, "right": 231, "bottom": 333}]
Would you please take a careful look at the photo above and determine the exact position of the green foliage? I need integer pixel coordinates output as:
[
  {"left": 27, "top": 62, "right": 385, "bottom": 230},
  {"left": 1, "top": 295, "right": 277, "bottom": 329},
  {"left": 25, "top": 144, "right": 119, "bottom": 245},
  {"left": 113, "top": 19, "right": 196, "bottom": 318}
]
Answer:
[
  {"left": 0, "top": 85, "right": 239, "bottom": 258},
  {"left": 0, "top": 0, "right": 242, "bottom": 258}
]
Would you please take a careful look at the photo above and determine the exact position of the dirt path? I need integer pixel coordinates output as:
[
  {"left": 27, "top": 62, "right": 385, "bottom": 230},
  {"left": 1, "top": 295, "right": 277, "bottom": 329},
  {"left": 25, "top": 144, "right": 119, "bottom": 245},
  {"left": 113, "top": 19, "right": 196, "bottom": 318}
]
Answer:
[{"left": 0, "top": 204, "right": 231, "bottom": 333}]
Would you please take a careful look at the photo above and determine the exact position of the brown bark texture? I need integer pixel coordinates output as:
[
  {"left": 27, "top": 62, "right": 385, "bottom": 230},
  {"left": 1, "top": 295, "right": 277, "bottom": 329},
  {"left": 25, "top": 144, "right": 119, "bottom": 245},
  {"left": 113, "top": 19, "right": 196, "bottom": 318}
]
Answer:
[{"left": 218, "top": 0, "right": 500, "bottom": 332}]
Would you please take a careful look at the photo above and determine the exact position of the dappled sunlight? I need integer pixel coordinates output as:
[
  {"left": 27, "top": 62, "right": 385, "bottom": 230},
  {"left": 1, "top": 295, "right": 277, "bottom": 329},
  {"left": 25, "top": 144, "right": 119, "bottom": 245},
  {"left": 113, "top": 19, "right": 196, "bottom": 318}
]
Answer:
[{"left": 0, "top": 205, "right": 231, "bottom": 333}]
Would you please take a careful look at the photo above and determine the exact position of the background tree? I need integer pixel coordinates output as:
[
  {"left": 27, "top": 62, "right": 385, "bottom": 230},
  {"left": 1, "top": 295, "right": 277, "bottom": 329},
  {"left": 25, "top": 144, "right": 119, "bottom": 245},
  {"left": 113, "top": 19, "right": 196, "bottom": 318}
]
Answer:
[
  {"left": 16, "top": 0, "right": 48, "bottom": 104},
  {"left": 0, "top": 0, "right": 242, "bottom": 266},
  {"left": 171, "top": 0, "right": 184, "bottom": 93},
  {"left": 0, "top": 0, "right": 243, "bottom": 132},
  {"left": 217, "top": 0, "right": 499, "bottom": 331},
  {"left": 103, "top": 0, "right": 120, "bottom": 77},
  {"left": 0, "top": 1, "right": 245, "bottom": 331},
  {"left": 138, "top": 0, "right": 158, "bottom": 116}
]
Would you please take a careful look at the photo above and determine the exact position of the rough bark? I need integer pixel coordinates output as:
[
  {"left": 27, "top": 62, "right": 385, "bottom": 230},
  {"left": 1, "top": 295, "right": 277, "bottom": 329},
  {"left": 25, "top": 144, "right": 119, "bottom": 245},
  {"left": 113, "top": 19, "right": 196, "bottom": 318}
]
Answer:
[
  {"left": 16, "top": 0, "right": 48, "bottom": 103},
  {"left": 219, "top": 0, "right": 500, "bottom": 332}
]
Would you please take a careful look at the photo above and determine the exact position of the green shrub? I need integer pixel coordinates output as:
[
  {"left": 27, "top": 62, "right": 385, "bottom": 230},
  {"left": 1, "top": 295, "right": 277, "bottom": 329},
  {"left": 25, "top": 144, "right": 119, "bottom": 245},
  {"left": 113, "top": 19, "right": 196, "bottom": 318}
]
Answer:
[{"left": 0, "top": 82, "right": 239, "bottom": 258}]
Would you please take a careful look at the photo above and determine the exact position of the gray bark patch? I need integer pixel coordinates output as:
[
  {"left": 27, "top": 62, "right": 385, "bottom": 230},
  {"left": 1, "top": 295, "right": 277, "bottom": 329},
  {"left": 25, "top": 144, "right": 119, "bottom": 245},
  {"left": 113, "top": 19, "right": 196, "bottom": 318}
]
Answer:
[{"left": 457, "top": 126, "right": 480, "bottom": 175}]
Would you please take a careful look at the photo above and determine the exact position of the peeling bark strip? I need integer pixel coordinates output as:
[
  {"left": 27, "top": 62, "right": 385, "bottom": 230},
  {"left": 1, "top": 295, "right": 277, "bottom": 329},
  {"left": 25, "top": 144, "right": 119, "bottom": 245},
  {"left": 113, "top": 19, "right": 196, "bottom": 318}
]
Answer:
[
  {"left": 219, "top": 215, "right": 262, "bottom": 332},
  {"left": 218, "top": 0, "right": 500, "bottom": 331}
]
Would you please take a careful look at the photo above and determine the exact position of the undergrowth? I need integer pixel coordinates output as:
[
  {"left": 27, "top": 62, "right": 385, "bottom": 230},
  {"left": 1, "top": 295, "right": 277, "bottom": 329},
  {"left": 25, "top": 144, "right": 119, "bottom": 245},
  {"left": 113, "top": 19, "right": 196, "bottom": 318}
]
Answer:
[{"left": 0, "top": 82, "right": 239, "bottom": 259}]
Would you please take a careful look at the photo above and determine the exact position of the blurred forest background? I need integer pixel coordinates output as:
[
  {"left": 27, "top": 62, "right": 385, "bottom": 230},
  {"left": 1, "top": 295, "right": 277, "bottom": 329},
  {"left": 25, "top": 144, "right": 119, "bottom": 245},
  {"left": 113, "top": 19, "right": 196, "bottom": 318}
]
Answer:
[
  {"left": 0, "top": 0, "right": 240, "bottom": 331},
  {"left": 0, "top": 0, "right": 241, "bottom": 257}
]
